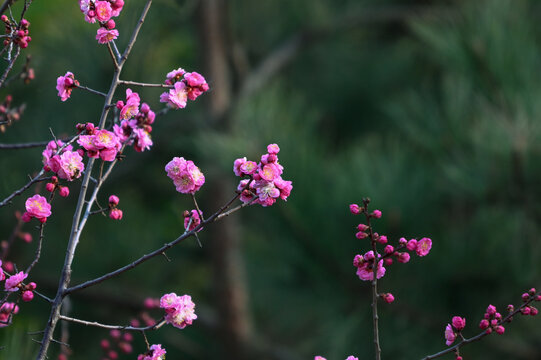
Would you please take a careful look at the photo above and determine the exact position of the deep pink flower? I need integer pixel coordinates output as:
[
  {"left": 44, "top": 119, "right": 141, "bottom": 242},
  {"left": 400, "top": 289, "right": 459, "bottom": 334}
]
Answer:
[
  {"left": 22, "top": 290, "right": 34, "bottom": 302},
  {"left": 5, "top": 271, "right": 27, "bottom": 292},
  {"left": 495, "top": 325, "right": 505, "bottom": 335},
  {"left": 95, "top": 1, "right": 113, "bottom": 22},
  {"left": 56, "top": 72, "right": 78, "bottom": 101},
  {"left": 372, "top": 209, "right": 382, "bottom": 218},
  {"left": 259, "top": 163, "right": 281, "bottom": 181},
  {"left": 397, "top": 252, "right": 410, "bottom": 263},
  {"left": 416, "top": 237, "right": 432, "bottom": 256},
  {"left": 96, "top": 27, "right": 119, "bottom": 44},
  {"left": 23, "top": 194, "right": 51, "bottom": 222},
  {"left": 406, "top": 239, "right": 418, "bottom": 251},
  {"left": 382, "top": 293, "right": 394, "bottom": 304},
  {"left": 239, "top": 161, "right": 258, "bottom": 176},
  {"left": 452, "top": 316, "right": 466, "bottom": 331},
  {"left": 133, "top": 128, "right": 153, "bottom": 152},
  {"left": 160, "top": 81, "right": 188, "bottom": 109},
  {"left": 77, "top": 128, "right": 121, "bottom": 161},
  {"left": 486, "top": 304, "right": 497, "bottom": 315},
  {"left": 445, "top": 324, "right": 456, "bottom": 346},
  {"left": 233, "top": 157, "right": 246, "bottom": 176},
  {"left": 58, "top": 186, "right": 70, "bottom": 197},
  {"left": 267, "top": 143, "right": 280, "bottom": 154},
  {"left": 109, "top": 195, "right": 119, "bottom": 206},
  {"left": 184, "top": 72, "right": 209, "bottom": 101}
]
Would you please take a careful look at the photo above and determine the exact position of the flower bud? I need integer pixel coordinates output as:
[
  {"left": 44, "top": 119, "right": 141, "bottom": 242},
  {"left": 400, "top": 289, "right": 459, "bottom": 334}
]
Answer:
[
  {"left": 109, "top": 208, "right": 123, "bottom": 220},
  {"left": 479, "top": 319, "right": 489, "bottom": 329},
  {"left": 108, "top": 195, "right": 119, "bottom": 206},
  {"left": 22, "top": 290, "right": 33, "bottom": 302},
  {"left": 349, "top": 204, "right": 361, "bottom": 215},
  {"left": 59, "top": 186, "right": 69, "bottom": 197}
]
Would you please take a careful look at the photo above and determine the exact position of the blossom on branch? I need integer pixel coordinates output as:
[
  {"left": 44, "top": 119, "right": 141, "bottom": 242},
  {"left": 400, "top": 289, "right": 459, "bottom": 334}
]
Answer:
[
  {"left": 95, "top": 27, "right": 119, "bottom": 44},
  {"left": 78, "top": 127, "right": 122, "bottom": 161},
  {"left": 165, "top": 157, "right": 205, "bottom": 194},
  {"left": 159, "top": 293, "right": 197, "bottom": 329},
  {"left": 22, "top": 194, "right": 51, "bottom": 223},
  {"left": 4, "top": 271, "right": 27, "bottom": 292},
  {"left": 159, "top": 69, "right": 209, "bottom": 109},
  {"left": 56, "top": 72, "right": 79, "bottom": 101},
  {"left": 137, "top": 344, "right": 166, "bottom": 360}
]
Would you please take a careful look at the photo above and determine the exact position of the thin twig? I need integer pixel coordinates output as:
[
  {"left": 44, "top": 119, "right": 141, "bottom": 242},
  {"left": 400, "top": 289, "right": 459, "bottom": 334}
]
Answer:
[
  {"left": 118, "top": 80, "right": 172, "bottom": 88},
  {"left": 106, "top": 42, "right": 119, "bottom": 69},
  {"left": 58, "top": 315, "right": 166, "bottom": 331},
  {"left": 0, "top": 45, "right": 20, "bottom": 88},
  {"left": 191, "top": 193, "right": 205, "bottom": 221},
  {"left": 76, "top": 84, "right": 107, "bottom": 97},
  {"left": 0, "top": 170, "right": 48, "bottom": 208}
]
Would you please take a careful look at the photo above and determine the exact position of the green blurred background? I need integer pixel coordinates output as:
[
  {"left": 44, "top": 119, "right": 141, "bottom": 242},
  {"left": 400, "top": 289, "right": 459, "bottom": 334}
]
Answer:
[{"left": 1, "top": 0, "right": 541, "bottom": 359}]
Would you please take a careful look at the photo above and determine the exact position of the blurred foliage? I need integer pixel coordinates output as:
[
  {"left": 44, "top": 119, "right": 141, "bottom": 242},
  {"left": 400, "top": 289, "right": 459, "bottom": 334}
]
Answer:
[{"left": 2, "top": 0, "right": 541, "bottom": 359}]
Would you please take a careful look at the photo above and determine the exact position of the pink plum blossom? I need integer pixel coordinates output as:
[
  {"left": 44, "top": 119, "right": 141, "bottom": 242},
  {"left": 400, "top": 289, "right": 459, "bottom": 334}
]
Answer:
[
  {"left": 5, "top": 271, "right": 27, "bottom": 292},
  {"left": 133, "top": 128, "right": 153, "bottom": 152},
  {"left": 0, "top": 302, "right": 19, "bottom": 327},
  {"left": 55, "top": 150, "right": 84, "bottom": 181},
  {"left": 137, "top": 344, "right": 166, "bottom": 360},
  {"left": 452, "top": 316, "right": 466, "bottom": 331},
  {"left": 56, "top": 72, "right": 78, "bottom": 101},
  {"left": 183, "top": 72, "right": 209, "bottom": 100},
  {"left": 164, "top": 68, "right": 185, "bottom": 85},
  {"left": 416, "top": 237, "right": 432, "bottom": 256},
  {"left": 96, "top": 27, "right": 119, "bottom": 44},
  {"left": 165, "top": 157, "right": 205, "bottom": 194},
  {"left": 159, "top": 293, "right": 197, "bottom": 330},
  {"left": 445, "top": 324, "right": 456, "bottom": 346},
  {"left": 349, "top": 204, "right": 361, "bottom": 214},
  {"left": 120, "top": 89, "right": 140, "bottom": 120},
  {"left": 95, "top": 1, "right": 113, "bottom": 22},
  {"left": 77, "top": 128, "right": 121, "bottom": 161},
  {"left": 160, "top": 81, "right": 188, "bottom": 109},
  {"left": 22, "top": 194, "right": 51, "bottom": 223}
]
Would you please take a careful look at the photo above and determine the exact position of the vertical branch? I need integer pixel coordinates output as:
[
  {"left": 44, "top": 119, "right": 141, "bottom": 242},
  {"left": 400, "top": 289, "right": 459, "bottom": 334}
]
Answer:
[{"left": 363, "top": 198, "right": 381, "bottom": 360}]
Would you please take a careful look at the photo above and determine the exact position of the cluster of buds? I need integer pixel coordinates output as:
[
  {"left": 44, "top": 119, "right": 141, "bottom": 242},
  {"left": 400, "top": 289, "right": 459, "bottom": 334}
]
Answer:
[
  {"left": 108, "top": 195, "right": 122, "bottom": 220},
  {"left": 0, "top": 95, "right": 25, "bottom": 133},
  {"left": 518, "top": 288, "right": 540, "bottom": 316},
  {"left": 46, "top": 177, "right": 70, "bottom": 198},
  {"left": 479, "top": 304, "right": 506, "bottom": 335},
  {"left": 1, "top": 16, "right": 31, "bottom": 48},
  {"left": 100, "top": 329, "right": 134, "bottom": 360},
  {"left": 78, "top": 0, "right": 124, "bottom": 44},
  {"left": 351, "top": 203, "right": 432, "bottom": 285},
  {"left": 20, "top": 55, "right": 34, "bottom": 84},
  {"left": 2, "top": 268, "right": 36, "bottom": 302}
]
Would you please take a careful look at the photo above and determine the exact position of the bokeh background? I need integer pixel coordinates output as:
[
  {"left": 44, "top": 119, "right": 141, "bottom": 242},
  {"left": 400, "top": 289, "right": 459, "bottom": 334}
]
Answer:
[{"left": 1, "top": 0, "right": 541, "bottom": 358}]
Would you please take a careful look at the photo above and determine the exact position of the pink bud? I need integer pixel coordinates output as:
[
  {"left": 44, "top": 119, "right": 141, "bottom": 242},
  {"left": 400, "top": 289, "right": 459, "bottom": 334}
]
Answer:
[
  {"left": 58, "top": 354, "right": 67, "bottom": 360},
  {"left": 521, "top": 307, "right": 531, "bottom": 315},
  {"left": 141, "top": 102, "right": 150, "bottom": 113},
  {"left": 495, "top": 325, "right": 505, "bottom": 335},
  {"left": 59, "top": 186, "right": 69, "bottom": 197},
  {"left": 105, "top": 19, "right": 116, "bottom": 30},
  {"left": 382, "top": 293, "right": 394, "bottom": 304},
  {"left": 21, "top": 212, "right": 32, "bottom": 222},
  {"left": 16, "top": 30, "right": 24, "bottom": 38},
  {"left": 27, "top": 282, "right": 36, "bottom": 290},
  {"left": 45, "top": 183, "right": 55, "bottom": 192},
  {"left": 377, "top": 235, "right": 388, "bottom": 244},
  {"left": 22, "top": 290, "right": 33, "bottom": 302},
  {"left": 109, "top": 208, "right": 123, "bottom": 220},
  {"left": 398, "top": 237, "right": 407, "bottom": 246},
  {"left": 108, "top": 350, "right": 118, "bottom": 360},
  {"left": 530, "top": 306, "right": 538, "bottom": 316},
  {"left": 118, "top": 342, "right": 132, "bottom": 354},
  {"left": 406, "top": 239, "right": 418, "bottom": 251},
  {"left": 130, "top": 318, "right": 140, "bottom": 327},
  {"left": 397, "top": 252, "right": 410, "bottom": 263},
  {"left": 507, "top": 304, "right": 514, "bottom": 312},
  {"left": 357, "top": 224, "right": 368, "bottom": 231},
  {"left": 451, "top": 316, "right": 466, "bottom": 331},
  {"left": 529, "top": 288, "right": 537, "bottom": 296},
  {"left": 490, "top": 319, "right": 498, "bottom": 326},
  {"left": 536, "top": 295, "right": 541, "bottom": 301},
  {"left": 122, "top": 332, "right": 133, "bottom": 342},
  {"left": 364, "top": 251, "right": 375, "bottom": 261},
  {"left": 479, "top": 319, "right": 489, "bottom": 329},
  {"left": 108, "top": 195, "right": 119, "bottom": 206},
  {"left": 349, "top": 204, "right": 361, "bottom": 214},
  {"left": 85, "top": 122, "right": 95, "bottom": 134},
  {"left": 486, "top": 304, "right": 497, "bottom": 315},
  {"left": 21, "top": 232, "right": 32, "bottom": 243},
  {"left": 371, "top": 209, "right": 382, "bottom": 218},
  {"left": 116, "top": 100, "right": 125, "bottom": 109},
  {"left": 384, "top": 258, "right": 393, "bottom": 266},
  {"left": 0, "top": 15, "right": 8, "bottom": 22},
  {"left": 384, "top": 245, "right": 394, "bottom": 254},
  {"left": 485, "top": 327, "right": 492, "bottom": 334},
  {"left": 20, "top": 19, "right": 29, "bottom": 27},
  {"left": 355, "top": 231, "right": 368, "bottom": 239},
  {"left": 522, "top": 293, "right": 530, "bottom": 302},
  {"left": 353, "top": 254, "right": 363, "bottom": 267},
  {"left": 109, "top": 329, "right": 121, "bottom": 339}
]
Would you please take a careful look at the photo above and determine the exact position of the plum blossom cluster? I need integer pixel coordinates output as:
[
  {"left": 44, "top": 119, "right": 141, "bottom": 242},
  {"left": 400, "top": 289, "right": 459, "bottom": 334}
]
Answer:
[
  {"left": 1, "top": 16, "right": 31, "bottom": 48},
  {"left": 56, "top": 72, "right": 79, "bottom": 102},
  {"left": 43, "top": 139, "right": 85, "bottom": 182},
  {"left": 234, "top": 143, "right": 293, "bottom": 207},
  {"left": 159, "top": 293, "right": 197, "bottom": 329},
  {"left": 137, "top": 344, "right": 166, "bottom": 360},
  {"left": 77, "top": 123, "right": 122, "bottom": 161},
  {"left": 444, "top": 316, "right": 466, "bottom": 346},
  {"left": 351, "top": 203, "right": 432, "bottom": 286},
  {"left": 78, "top": 0, "right": 124, "bottom": 44},
  {"left": 100, "top": 329, "right": 134, "bottom": 360},
  {"left": 21, "top": 194, "right": 51, "bottom": 223},
  {"left": 160, "top": 68, "right": 209, "bottom": 109},
  {"left": 114, "top": 93, "right": 155, "bottom": 152},
  {"left": 165, "top": 157, "right": 205, "bottom": 194}
]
